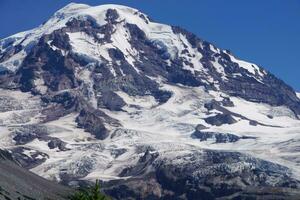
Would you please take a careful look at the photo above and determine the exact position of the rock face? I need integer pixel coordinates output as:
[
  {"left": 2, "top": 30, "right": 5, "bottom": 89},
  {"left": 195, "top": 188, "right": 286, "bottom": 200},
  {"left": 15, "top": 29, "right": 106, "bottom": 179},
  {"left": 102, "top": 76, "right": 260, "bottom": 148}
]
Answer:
[
  {"left": 0, "top": 3, "right": 300, "bottom": 200},
  {"left": 204, "top": 113, "right": 237, "bottom": 126},
  {"left": 76, "top": 109, "right": 109, "bottom": 140},
  {"left": 99, "top": 91, "right": 126, "bottom": 111},
  {"left": 0, "top": 149, "right": 72, "bottom": 200},
  {"left": 192, "top": 130, "right": 256, "bottom": 143},
  {"left": 104, "top": 150, "right": 300, "bottom": 200}
]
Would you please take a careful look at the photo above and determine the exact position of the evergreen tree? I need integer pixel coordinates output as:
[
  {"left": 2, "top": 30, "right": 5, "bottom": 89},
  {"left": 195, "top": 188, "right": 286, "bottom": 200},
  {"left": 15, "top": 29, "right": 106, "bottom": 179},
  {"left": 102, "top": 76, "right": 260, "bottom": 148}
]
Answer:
[{"left": 71, "top": 180, "right": 110, "bottom": 200}]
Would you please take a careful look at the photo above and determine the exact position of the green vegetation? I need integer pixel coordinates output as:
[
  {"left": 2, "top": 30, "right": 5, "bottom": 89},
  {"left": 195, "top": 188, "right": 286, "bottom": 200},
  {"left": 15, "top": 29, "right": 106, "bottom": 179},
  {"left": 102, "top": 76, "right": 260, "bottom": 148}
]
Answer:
[{"left": 71, "top": 180, "right": 111, "bottom": 200}]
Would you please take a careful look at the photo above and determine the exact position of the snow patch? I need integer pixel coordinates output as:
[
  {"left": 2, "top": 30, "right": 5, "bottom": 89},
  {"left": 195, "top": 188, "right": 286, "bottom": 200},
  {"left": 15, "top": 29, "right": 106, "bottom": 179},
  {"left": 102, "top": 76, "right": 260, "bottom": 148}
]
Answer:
[
  {"left": 76, "top": 67, "right": 98, "bottom": 108},
  {"left": 33, "top": 78, "right": 48, "bottom": 94},
  {"left": 227, "top": 53, "right": 264, "bottom": 77},
  {"left": 115, "top": 91, "right": 158, "bottom": 109},
  {"left": 110, "top": 23, "right": 140, "bottom": 72},
  {"left": 0, "top": 50, "right": 27, "bottom": 72}
]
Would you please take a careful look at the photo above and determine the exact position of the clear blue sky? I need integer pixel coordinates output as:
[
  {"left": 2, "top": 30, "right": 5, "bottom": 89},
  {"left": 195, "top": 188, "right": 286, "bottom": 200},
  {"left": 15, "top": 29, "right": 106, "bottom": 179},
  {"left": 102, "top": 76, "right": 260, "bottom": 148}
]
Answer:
[{"left": 0, "top": 0, "right": 299, "bottom": 91}]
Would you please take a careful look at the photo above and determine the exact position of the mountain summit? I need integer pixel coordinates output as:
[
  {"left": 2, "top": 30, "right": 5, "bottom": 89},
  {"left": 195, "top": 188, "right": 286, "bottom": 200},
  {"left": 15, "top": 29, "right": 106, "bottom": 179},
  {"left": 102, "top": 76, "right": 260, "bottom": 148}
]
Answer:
[{"left": 0, "top": 3, "right": 300, "bottom": 199}]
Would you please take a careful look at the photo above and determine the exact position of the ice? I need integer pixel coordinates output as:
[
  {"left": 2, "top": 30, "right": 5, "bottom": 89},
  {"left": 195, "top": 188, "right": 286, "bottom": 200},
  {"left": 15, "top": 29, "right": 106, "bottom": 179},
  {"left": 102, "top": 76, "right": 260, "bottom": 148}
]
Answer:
[
  {"left": 46, "top": 114, "right": 94, "bottom": 143},
  {"left": 0, "top": 89, "right": 42, "bottom": 125},
  {"left": 76, "top": 68, "right": 98, "bottom": 108},
  {"left": 68, "top": 32, "right": 110, "bottom": 62},
  {"left": 177, "top": 33, "right": 205, "bottom": 74},
  {"left": 22, "top": 149, "right": 36, "bottom": 158},
  {"left": 0, "top": 83, "right": 299, "bottom": 182},
  {"left": 211, "top": 59, "right": 227, "bottom": 79},
  {"left": 0, "top": 126, "right": 13, "bottom": 148},
  {"left": 67, "top": 27, "right": 140, "bottom": 74},
  {"left": 110, "top": 23, "right": 139, "bottom": 68},
  {"left": 115, "top": 91, "right": 158, "bottom": 109},
  {"left": 33, "top": 78, "right": 48, "bottom": 95},
  {"left": 227, "top": 52, "right": 265, "bottom": 77},
  {"left": 225, "top": 96, "right": 298, "bottom": 126},
  {"left": 0, "top": 50, "right": 27, "bottom": 72}
]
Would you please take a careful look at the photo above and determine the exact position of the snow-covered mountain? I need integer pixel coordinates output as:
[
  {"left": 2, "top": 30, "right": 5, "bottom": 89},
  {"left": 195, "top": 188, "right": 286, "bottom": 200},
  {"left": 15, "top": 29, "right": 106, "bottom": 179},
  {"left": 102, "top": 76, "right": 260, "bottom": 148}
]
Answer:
[{"left": 1, "top": 3, "right": 300, "bottom": 199}]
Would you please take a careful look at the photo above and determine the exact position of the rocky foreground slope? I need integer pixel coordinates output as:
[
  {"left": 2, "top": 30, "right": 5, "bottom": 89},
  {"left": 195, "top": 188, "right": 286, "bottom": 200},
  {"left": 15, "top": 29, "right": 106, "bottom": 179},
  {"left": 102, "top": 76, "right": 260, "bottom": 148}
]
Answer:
[
  {"left": 0, "top": 149, "right": 72, "bottom": 200},
  {"left": 0, "top": 3, "right": 300, "bottom": 199}
]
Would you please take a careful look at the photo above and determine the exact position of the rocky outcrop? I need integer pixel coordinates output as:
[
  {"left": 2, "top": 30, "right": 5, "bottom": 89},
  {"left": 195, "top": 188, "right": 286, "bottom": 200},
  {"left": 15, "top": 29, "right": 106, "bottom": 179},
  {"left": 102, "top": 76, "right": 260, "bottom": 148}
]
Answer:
[
  {"left": 99, "top": 91, "right": 126, "bottom": 111},
  {"left": 48, "top": 138, "right": 69, "bottom": 151},
  {"left": 11, "top": 125, "right": 69, "bottom": 168},
  {"left": 192, "top": 130, "right": 256, "bottom": 143},
  {"left": 104, "top": 149, "right": 300, "bottom": 200},
  {"left": 76, "top": 109, "right": 109, "bottom": 140},
  {"left": 0, "top": 149, "right": 14, "bottom": 161},
  {"left": 172, "top": 26, "right": 300, "bottom": 115},
  {"left": 204, "top": 113, "right": 237, "bottom": 126},
  {"left": 12, "top": 124, "right": 48, "bottom": 145},
  {"left": 10, "top": 147, "right": 49, "bottom": 169}
]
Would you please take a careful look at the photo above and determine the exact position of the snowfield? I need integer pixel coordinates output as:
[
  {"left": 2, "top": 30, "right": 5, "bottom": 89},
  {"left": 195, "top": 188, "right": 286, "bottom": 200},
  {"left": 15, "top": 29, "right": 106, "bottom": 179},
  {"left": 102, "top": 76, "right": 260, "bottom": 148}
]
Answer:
[{"left": 0, "top": 83, "right": 300, "bottom": 181}]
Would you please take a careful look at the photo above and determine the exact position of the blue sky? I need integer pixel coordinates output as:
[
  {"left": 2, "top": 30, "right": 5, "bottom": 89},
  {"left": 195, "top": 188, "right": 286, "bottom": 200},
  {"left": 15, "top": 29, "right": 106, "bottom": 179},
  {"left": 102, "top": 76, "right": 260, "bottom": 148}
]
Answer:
[{"left": 0, "top": 0, "right": 299, "bottom": 91}]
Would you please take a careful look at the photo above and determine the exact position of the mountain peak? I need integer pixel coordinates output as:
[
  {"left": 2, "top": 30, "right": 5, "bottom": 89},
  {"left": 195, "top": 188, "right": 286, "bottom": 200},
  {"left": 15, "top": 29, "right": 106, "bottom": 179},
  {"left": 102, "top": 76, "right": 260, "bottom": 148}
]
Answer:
[
  {"left": 56, "top": 2, "right": 91, "bottom": 12},
  {"left": 52, "top": 3, "right": 147, "bottom": 26},
  {"left": 0, "top": 4, "right": 300, "bottom": 199}
]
